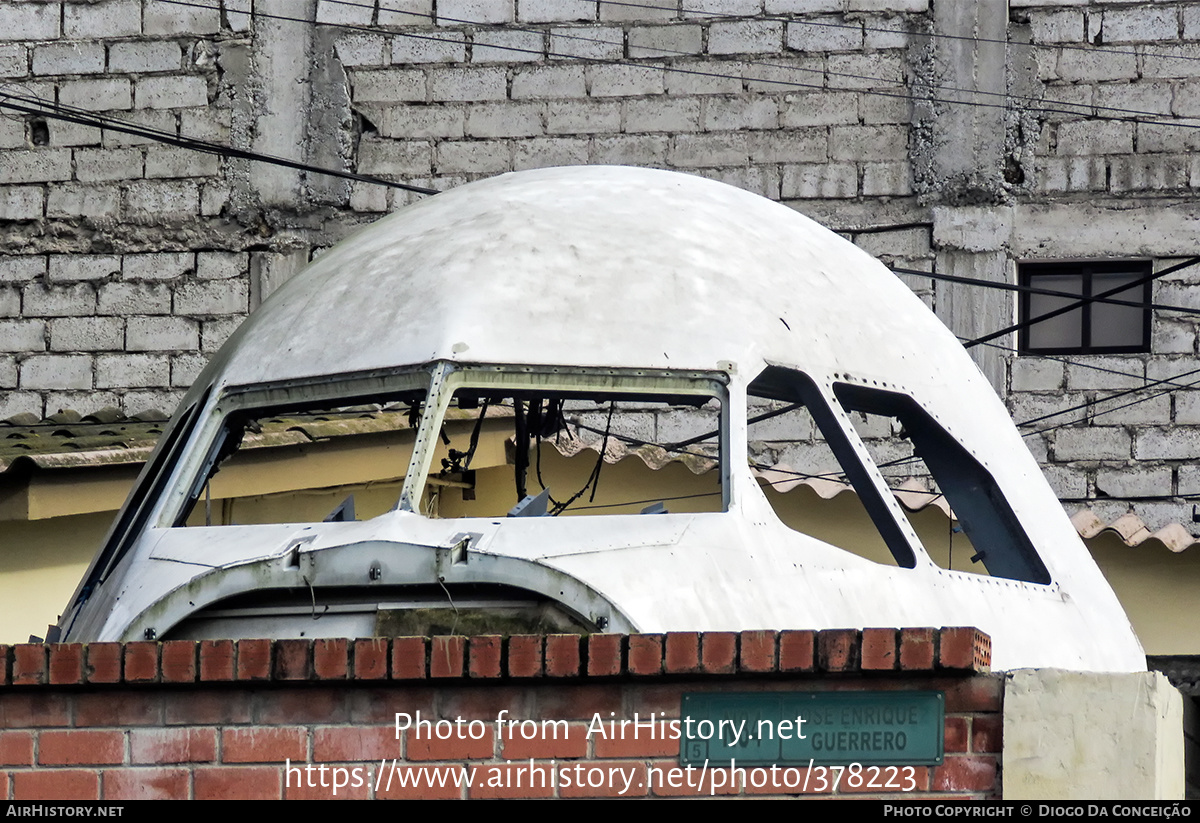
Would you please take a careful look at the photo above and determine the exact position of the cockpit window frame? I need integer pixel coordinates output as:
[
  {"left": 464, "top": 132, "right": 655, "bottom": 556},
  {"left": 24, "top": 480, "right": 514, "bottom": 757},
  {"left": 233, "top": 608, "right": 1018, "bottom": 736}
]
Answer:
[
  {"left": 832, "top": 381, "right": 1052, "bottom": 585},
  {"left": 748, "top": 365, "right": 921, "bottom": 568},
  {"left": 120, "top": 362, "right": 728, "bottom": 537},
  {"left": 748, "top": 364, "right": 1054, "bottom": 586},
  {"left": 399, "top": 362, "right": 731, "bottom": 517},
  {"left": 155, "top": 368, "right": 432, "bottom": 532}
]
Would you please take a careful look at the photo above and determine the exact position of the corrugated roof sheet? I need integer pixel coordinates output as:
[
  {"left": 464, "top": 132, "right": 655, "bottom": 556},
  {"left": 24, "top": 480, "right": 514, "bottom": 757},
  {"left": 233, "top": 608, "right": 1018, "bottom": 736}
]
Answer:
[
  {"left": 0, "top": 406, "right": 417, "bottom": 474},
  {"left": 1070, "top": 509, "right": 1200, "bottom": 553}
]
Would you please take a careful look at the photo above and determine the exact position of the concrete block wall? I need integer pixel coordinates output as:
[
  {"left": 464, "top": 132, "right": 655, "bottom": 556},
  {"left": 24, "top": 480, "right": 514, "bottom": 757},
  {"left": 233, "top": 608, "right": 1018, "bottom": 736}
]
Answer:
[
  {"left": 1, "top": 0, "right": 238, "bottom": 419},
  {"left": 0, "top": 0, "right": 931, "bottom": 422},
  {"left": 1, "top": 252, "right": 248, "bottom": 418},
  {"left": 4, "top": 0, "right": 1200, "bottom": 533},
  {"left": 999, "top": 1, "right": 1200, "bottom": 532},
  {"left": 339, "top": 0, "right": 923, "bottom": 210}
]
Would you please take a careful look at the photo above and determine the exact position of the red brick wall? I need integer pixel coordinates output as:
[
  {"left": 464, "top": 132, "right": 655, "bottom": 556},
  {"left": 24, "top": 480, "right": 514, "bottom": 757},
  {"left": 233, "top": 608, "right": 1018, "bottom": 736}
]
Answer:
[{"left": 0, "top": 628, "right": 1000, "bottom": 800}]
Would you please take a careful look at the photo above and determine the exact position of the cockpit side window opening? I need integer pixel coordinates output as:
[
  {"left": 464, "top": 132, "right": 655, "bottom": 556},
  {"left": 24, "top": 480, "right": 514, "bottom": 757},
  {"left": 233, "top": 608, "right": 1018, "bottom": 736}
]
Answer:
[
  {"left": 400, "top": 365, "right": 729, "bottom": 519},
  {"left": 838, "top": 405, "right": 977, "bottom": 574},
  {"left": 173, "top": 398, "right": 425, "bottom": 527},
  {"left": 747, "top": 367, "right": 919, "bottom": 568},
  {"left": 165, "top": 370, "right": 431, "bottom": 529},
  {"left": 833, "top": 383, "right": 1052, "bottom": 585}
]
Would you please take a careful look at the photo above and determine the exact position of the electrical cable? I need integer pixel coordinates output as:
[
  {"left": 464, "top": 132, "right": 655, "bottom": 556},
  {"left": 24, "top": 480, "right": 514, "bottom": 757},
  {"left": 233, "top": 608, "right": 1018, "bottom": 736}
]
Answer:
[
  {"left": 9, "top": 0, "right": 1192, "bottom": 206},
  {"left": 1016, "top": 366, "right": 1200, "bottom": 428},
  {"left": 12, "top": 0, "right": 1193, "bottom": 507},
  {"left": 565, "top": 453, "right": 950, "bottom": 515},
  {"left": 864, "top": 363, "right": 1200, "bottom": 482},
  {"left": 325, "top": 0, "right": 1200, "bottom": 82},
  {"left": 157, "top": 0, "right": 1200, "bottom": 132},
  {"left": 893, "top": 266, "right": 1200, "bottom": 318},
  {"left": 1058, "top": 493, "right": 1200, "bottom": 503},
  {"left": 566, "top": 377, "right": 1200, "bottom": 494},
  {"left": 0, "top": 89, "right": 439, "bottom": 195},
  {"left": 567, "top": 414, "right": 954, "bottom": 500},
  {"left": 665, "top": 401, "right": 796, "bottom": 452},
  {"left": 311, "top": 0, "right": 1200, "bottom": 126},
  {"left": 885, "top": 269, "right": 1200, "bottom": 392},
  {"left": 10, "top": 0, "right": 1190, "bottom": 202},
  {"left": 572, "top": 490, "right": 720, "bottom": 511},
  {"left": 1021, "top": 370, "right": 1200, "bottom": 438},
  {"left": 963, "top": 257, "right": 1200, "bottom": 348},
  {"left": 572, "top": 472, "right": 1200, "bottom": 518},
  {"left": 971, "top": 337, "right": 1200, "bottom": 393},
  {"left": 451, "top": 398, "right": 489, "bottom": 472},
  {"left": 548, "top": 402, "right": 617, "bottom": 514},
  {"left": 855, "top": 363, "right": 1200, "bottom": 473},
  {"left": 578, "top": 0, "right": 1200, "bottom": 65}
]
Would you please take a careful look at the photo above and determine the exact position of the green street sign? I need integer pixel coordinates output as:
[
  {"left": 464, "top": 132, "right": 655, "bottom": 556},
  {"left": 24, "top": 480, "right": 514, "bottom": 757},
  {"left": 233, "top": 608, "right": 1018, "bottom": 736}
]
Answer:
[{"left": 680, "top": 691, "right": 945, "bottom": 767}]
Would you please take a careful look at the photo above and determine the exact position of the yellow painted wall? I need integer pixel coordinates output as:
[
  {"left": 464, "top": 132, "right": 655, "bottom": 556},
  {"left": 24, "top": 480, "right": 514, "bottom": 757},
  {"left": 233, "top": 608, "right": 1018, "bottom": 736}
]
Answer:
[
  {"left": 1086, "top": 531, "right": 1200, "bottom": 656},
  {"left": 0, "top": 513, "right": 111, "bottom": 644}
]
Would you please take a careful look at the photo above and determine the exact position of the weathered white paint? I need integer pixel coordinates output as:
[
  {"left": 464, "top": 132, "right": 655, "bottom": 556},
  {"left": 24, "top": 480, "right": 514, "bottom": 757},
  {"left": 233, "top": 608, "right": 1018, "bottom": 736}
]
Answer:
[{"left": 58, "top": 167, "right": 1145, "bottom": 673}]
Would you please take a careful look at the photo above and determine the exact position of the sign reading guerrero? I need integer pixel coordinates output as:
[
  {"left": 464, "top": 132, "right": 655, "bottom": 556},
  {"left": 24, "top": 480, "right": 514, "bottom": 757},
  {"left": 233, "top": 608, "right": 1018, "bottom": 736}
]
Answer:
[{"left": 680, "top": 691, "right": 945, "bottom": 767}]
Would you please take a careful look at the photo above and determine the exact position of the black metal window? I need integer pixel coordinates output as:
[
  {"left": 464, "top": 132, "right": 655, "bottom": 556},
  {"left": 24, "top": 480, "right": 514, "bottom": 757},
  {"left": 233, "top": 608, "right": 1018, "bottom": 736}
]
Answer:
[{"left": 1018, "top": 261, "right": 1152, "bottom": 355}]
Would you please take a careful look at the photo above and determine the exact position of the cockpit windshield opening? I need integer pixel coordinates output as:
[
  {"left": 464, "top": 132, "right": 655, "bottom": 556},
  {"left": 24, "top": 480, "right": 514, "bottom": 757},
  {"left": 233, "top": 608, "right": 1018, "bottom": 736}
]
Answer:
[
  {"left": 838, "top": 407, "right": 976, "bottom": 574},
  {"left": 428, "top": 387, "right": 725, "bottom": 519},
  {"left": 748, "top": 365, "right": 1051, "bottom": 584},
  {"left": 168, "top": 368, "right": 728, "bottom": 529},
  {"left": 175, "top": 392, "right": 426, "bottom": 528}
]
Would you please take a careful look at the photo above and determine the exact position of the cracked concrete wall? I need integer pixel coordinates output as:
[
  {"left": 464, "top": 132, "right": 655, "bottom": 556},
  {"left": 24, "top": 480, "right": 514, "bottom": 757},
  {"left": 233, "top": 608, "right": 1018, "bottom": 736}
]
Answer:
[{"left": 3, "top": 0, "right": 1200, "bottom": 537}]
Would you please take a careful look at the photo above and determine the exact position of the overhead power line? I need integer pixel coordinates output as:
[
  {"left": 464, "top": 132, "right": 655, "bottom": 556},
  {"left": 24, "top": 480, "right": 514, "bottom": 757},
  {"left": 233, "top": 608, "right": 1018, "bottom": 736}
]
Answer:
[
  {"left": 11, "top": 8, "right": 1193, "bottom": 415},
  {"left": 963, "top": 257, "right": 1200, "bottom": 348},
  {"left": 1016, "top": 367, "right": 1200, "bottom": 429},
  {"left": 9, "top": 89, "right": 1191, "bottom": 392},
  {"left": 9, "top": 90, "right": 1189, "bottom": 453},
  {"left": 971, "top": 338, "right": 1200, "bottom": 393},
  {"left": 868, "top": 366, "right": 1200, "bottom": 476},
  {"left": 893, "top": 266, "right": 1200, "bottom": 318},
  {"left": 1021, "top": 369, "right": 1200, "bottom": 438},
  {"left": 160, "top": 0, "right": 1200, "bottom": 132},
  {"left": 578, "top": 0, "right": 1200, "bottom": 65},
  {"left": 322, "top": 0, "right": 1200, "bottom": 66},
  {"left": 5, "top": 74, "right": 1189, "bottom": 403},
  {"left": 312, "top": 0, "right": 1200, "bottom": 126},
  {"left": 0, "top": 89, "right": 440, "bottom": 196}
]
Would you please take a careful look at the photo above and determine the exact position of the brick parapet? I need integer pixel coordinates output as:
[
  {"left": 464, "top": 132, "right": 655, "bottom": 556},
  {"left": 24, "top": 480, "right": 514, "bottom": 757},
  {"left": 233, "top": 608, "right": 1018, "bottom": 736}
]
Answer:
[
  {"left": 0, "top": 629, "right": 1000, "bottom": 800},
  {"left": 0, "top": 628, "right": 989, "bottom": 689}
]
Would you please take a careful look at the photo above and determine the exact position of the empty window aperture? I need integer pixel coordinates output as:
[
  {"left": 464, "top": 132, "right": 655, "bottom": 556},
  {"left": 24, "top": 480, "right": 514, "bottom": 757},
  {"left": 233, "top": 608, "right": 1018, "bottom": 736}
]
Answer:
[
  {"left": 747, "top": 369, "right": 914, "bottom": 568},
  {"left": 429, "top": 389, "right": 725, "bottom": 519},
  {"left": 177, "top": 396, "right": 426, "bottom": 527},
  {"left": 174, "top": 378, "right": 725, "bottom": 527},
  {"left": 748, "top": 398, "right": 901, "bottom": 567},
  {"left": 833, "top": 383, "right": 1051, "bottom": 585},
  {"left": 839, "top": 407, "right": 978, "bottom": 574}
]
